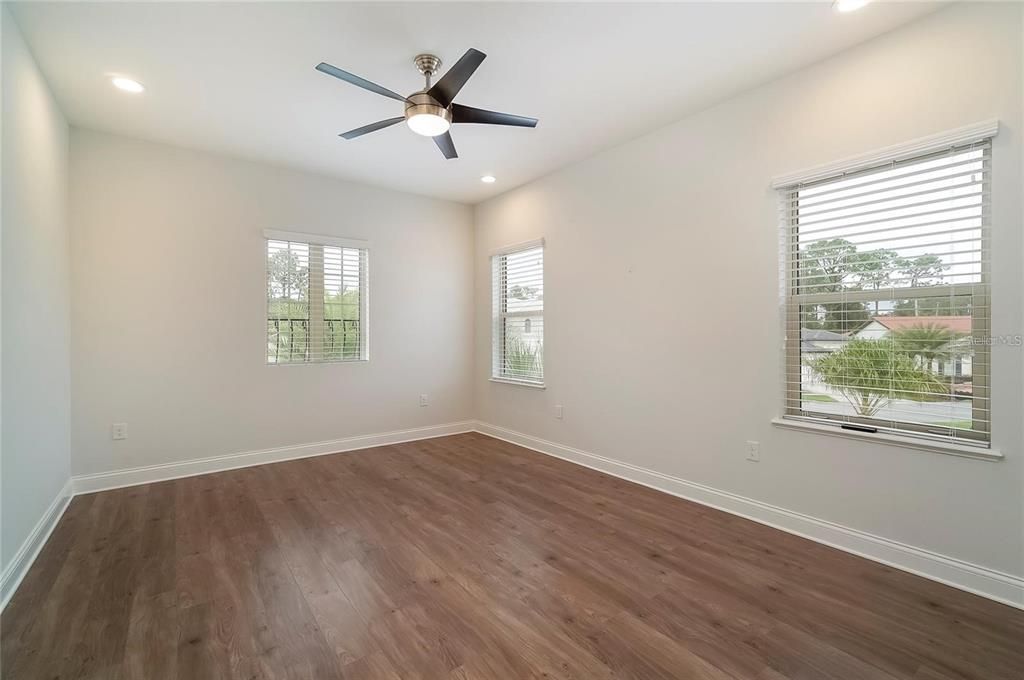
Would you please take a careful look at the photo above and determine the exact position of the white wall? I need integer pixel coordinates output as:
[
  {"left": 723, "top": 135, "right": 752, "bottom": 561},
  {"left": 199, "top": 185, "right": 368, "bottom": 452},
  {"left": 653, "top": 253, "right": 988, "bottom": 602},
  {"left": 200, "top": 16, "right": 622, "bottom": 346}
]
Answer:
[
  {"left": 1, "top": 8, "right": 72, "bottom": 571},
  {"left": 70, "top": 130, "right": 474, "bottom": 476},
  {"left": 474, "top": 3, "right": 1023, "bottom": 578}
]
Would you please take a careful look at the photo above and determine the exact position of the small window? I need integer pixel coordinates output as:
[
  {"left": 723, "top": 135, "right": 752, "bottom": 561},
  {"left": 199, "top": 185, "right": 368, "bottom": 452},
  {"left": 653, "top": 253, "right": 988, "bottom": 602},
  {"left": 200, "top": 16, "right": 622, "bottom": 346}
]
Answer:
[
  {"left": 781, "top": 139, "right": 991, "bottom": 446},
  {"left": 266, "top": 232, "right": 368, "bottom": 364},
  {"left": 492, "top": 241, "right": 544, "bottom": 385}
]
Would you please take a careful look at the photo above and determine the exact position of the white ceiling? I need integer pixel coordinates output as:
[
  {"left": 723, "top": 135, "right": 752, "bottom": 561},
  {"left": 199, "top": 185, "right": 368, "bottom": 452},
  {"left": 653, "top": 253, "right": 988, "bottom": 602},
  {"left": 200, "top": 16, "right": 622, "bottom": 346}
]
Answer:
[{"left": 10, "top": 1, "right": 941, "bottom": 204}]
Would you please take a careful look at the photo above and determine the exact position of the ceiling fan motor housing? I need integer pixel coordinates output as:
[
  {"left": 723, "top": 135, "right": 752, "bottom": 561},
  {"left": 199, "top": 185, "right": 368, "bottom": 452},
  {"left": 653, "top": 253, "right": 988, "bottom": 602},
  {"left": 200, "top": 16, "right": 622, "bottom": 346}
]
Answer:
[
  {"left": 405, "top": 91, "right": 452, "bottom": 125},
  {"left": 407, "top": 54, "right": 451, "bottom": 130}
]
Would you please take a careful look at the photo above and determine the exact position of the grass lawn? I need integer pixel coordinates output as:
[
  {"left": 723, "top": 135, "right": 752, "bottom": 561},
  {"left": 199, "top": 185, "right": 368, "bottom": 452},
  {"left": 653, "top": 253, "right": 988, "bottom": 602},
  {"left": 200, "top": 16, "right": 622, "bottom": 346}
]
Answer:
[
  {"left": 932, "top": 420, "right": 973, "bottom": 430},
  {"left": 802, "top": 394, "right": 838, "bottom": 403}
]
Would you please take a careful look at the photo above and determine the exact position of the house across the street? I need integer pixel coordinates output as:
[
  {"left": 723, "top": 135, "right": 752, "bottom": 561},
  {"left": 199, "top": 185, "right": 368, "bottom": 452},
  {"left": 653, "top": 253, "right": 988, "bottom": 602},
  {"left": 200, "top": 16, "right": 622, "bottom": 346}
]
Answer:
[{"left": 854, "top": 316, "right": 974, "bottom": 382}]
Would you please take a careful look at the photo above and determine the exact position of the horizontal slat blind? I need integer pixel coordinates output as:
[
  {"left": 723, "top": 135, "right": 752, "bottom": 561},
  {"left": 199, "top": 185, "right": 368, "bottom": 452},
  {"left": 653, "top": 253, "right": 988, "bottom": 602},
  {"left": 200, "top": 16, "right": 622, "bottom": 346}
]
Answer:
[
  {"left": 492, "top": 244, "right": 544, "bottom": 383},
  {"left": 267, "top": 237, "right": 368, "bottom": 364},
  {"left": 780, "top": 140, "right": 991, "bottom": 445}
]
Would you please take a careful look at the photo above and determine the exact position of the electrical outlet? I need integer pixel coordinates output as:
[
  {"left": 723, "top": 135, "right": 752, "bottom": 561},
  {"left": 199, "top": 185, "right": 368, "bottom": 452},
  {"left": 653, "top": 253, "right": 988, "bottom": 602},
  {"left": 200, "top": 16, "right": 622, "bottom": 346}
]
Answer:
[
  {"left": 746, "top": 440, "right": 760, "bottom": 462},
  {"left": 554, "top": 405, "right": 564, "bottom": 420},
  {"left": 419, "top": 394, "right": 429, "bottom": 407},
  {"left": 112, "top": 423, "right": 128, "bottom": 440}
]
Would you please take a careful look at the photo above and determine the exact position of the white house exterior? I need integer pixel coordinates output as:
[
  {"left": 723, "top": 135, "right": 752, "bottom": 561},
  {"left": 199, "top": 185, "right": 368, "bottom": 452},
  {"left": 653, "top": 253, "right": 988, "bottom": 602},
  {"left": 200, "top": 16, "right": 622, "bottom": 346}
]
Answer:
[
  {"left": 853, "top": 316, "right": 973, "bottom": 381},
  {"left": 799, "top": 329, "right": 850, "bottom": 399}
]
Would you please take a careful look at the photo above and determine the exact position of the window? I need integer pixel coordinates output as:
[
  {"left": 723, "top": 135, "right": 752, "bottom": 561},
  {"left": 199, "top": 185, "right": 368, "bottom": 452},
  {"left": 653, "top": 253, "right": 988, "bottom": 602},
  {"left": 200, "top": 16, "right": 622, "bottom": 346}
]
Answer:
[
  {"left": 265, "top": 231, "right": 368, "bottom": 364},
  {"left": 780, "top": 138, "right": 991, "bottom": 447},
  {"left": 492, "top": 241, "right": 544, "bottom": 385}
]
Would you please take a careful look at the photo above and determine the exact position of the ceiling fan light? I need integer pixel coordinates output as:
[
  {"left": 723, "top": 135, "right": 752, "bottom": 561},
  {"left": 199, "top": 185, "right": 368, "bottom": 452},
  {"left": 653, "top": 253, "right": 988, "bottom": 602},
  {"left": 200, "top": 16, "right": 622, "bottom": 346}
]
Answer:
[{"left": 406, "top": 113, "right": 451, "bottom": 137}]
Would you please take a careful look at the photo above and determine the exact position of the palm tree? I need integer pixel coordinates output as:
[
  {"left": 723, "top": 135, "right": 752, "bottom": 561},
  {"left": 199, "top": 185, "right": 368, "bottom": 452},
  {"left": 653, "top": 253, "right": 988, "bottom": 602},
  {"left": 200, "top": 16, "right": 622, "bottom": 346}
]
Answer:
[
  {"left": 892, "top": 324, "right": 958, "bottom": 369},
  {"left": 809, "top": 339, "right": 949, "bottom": 417}
]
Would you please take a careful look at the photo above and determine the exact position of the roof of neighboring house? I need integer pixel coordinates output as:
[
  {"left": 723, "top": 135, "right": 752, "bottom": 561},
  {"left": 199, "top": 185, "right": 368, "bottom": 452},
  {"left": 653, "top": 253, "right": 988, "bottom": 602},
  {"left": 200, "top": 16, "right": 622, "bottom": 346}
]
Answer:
[
  {"left": 801, "top": 328, "right": 849, "bottom": 342},
  {"left": 870, "top": 316, "right": 971, "bottom": 334}
]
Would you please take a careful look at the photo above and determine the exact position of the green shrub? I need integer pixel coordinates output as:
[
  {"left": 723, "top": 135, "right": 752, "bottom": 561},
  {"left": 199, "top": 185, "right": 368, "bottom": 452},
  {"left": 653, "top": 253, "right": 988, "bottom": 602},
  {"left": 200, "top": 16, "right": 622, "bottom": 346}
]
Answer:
[
  {"left": 809, "top": 339, "right": 950, "bottom": 416},
  {"left": 504, "top": 337, "right": 542, "bottom": 378}
]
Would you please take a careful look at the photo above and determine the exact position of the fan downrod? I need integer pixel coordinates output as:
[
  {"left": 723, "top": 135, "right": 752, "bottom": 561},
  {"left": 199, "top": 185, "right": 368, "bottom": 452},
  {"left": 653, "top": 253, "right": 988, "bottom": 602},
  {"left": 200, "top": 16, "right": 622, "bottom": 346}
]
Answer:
[{"left": 414, "top": 54, "right": 442, "bottom": 87}]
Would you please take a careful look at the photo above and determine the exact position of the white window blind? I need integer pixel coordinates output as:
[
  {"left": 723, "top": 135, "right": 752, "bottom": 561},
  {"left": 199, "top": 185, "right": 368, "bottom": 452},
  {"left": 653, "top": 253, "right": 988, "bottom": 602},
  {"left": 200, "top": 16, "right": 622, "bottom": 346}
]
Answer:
[
  {"left": 780, "top": 139, "right": 991, "bottom": 446},
  {"left": 492, "top": 242, "right": 544, "bottom": 384},
  {"left": 266, "top": 235, "right": 368, "bottom": 364}
]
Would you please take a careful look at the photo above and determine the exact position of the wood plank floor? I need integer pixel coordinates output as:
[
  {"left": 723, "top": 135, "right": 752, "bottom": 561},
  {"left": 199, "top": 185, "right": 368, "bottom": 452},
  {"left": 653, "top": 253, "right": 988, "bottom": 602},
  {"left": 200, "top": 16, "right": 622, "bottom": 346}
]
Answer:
[{"left": 3, "top": 432, "right": 1022, "bottom": 679}]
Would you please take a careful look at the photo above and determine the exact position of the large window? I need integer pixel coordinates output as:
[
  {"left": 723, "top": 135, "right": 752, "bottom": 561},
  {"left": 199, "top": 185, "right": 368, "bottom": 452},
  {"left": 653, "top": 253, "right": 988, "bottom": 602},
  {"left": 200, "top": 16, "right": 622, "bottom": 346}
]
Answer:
[
  {"left": 265, "top": 231, "right": 368, "bottom": 364},
  {"left": 492, "top": 241, "right": 544, "bottom": 385},
  {"left": 781, "top": 139, "right": 991, "bottom": 446}
]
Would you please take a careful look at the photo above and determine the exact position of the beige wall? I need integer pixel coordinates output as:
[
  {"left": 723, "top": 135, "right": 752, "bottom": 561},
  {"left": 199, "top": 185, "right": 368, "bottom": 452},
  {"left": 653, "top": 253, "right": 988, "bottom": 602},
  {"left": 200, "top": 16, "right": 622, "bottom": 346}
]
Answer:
[
  {"left": 1, "top": 8, "right": 72, "bottom": 572},
  {"left": 69, "top": 130, "right": 474, "bottom": 476},
  {"left": 473, "top": 2, "right": 1024, "bottom": 578}
]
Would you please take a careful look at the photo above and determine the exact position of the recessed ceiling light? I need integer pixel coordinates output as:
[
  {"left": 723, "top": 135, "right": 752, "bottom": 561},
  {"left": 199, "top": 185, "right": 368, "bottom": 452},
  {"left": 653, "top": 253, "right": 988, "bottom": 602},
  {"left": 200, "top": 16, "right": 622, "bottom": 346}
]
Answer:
[
  {"left": 481, "top": 175, "right": 497, "bottom": 184},
  {"left": 834, "top": 0, "right": 869, "bottom": 12},
  {"left": 111, "top": 77, "right": 145, "bottom": 93}
]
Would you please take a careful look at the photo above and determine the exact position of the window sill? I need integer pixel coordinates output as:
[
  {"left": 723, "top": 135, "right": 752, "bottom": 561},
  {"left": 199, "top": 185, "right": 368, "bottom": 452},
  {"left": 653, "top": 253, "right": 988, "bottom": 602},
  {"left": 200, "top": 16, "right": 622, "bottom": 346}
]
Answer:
[
  {"left": 489, "top": 377, "right": 546, "bottom": 390},
  {"left": 267, "top": 359, "right": 369, "bottom": 366},
  {"left": 771, "top": 417, "right": 1003, "bottom": 462}
]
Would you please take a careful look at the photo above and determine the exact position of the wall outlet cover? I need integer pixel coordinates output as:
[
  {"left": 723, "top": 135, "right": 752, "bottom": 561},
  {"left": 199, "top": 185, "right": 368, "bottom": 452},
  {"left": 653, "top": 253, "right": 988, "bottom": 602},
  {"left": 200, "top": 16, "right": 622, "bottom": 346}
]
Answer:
[{"left": 746, "top": 440, "right": 760, "bottom": 462}]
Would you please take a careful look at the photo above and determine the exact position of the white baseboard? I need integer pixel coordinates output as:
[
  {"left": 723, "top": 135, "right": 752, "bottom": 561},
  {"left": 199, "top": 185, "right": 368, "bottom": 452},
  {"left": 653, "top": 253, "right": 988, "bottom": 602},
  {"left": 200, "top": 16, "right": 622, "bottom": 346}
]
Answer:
[
  {"left": 473, "top": 421, "right": 1024, "bottom": 610},
  {"left": 1, "top": 478, "right": 74, "bottom": 611},
  {"left": 72, "top": 420, "right": 476, "bottom": 495}
]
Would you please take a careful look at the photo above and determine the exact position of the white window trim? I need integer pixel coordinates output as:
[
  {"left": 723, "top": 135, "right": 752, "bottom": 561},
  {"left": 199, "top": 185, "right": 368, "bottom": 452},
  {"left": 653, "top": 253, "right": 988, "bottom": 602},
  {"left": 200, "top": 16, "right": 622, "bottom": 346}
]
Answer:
[
  {"left": 263, "top": 229, "right": 369, "bottom": 250},
  {"left": 771, "top": 418, "right": 1003, "bottom": 462},
  {"left": 489, "top": 377, "right": 547, "bottom": 389},
  {"left": 775, "top": 123, "right": 1000, "bottom": 456},
  {"left": 265, "top": 229, "right": 369, "bottom": 365},
  {"left": 491, "top": 238, "right": 545, "bottom": 387},
  {"left": 771, "top": 120, "right": 999, "bottom": 188},
  {"left": 491, "top": 237, "right": 545, "bottom": 256}
]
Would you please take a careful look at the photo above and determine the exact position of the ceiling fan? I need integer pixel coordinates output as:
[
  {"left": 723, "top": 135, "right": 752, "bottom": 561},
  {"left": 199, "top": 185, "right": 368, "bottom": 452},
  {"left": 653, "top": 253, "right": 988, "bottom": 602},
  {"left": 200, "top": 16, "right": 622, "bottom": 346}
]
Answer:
[{"left": 315, "top": 48, "right": 538, "bottom": 159}]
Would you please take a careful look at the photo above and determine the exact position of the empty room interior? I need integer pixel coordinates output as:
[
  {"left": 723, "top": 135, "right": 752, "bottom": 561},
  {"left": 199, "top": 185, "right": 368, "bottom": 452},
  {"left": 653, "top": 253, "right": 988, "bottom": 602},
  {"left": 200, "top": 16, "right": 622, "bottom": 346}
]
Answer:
[{"left": 2, "top": 1, "right": 1023, "bottom": 678}]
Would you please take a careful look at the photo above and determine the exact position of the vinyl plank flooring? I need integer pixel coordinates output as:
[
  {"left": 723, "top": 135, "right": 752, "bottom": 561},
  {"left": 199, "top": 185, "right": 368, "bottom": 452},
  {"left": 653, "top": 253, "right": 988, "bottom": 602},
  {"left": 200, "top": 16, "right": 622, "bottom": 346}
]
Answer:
[{"left": 3, "top": 432, "right": 1022, "bottom": 680}]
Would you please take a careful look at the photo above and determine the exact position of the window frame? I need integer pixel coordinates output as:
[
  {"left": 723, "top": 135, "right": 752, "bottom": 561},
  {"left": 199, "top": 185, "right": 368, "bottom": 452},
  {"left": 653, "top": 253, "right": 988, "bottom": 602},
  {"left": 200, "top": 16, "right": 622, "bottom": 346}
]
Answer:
[
  {"left": 264, "top": 230, "right": 369, "bottom": 365},
  {"left": 491, "top": 239, "right": 545, "bottom": 388},
  {"left": 775, "top": 126, "right": 997, "bottom": 452}
]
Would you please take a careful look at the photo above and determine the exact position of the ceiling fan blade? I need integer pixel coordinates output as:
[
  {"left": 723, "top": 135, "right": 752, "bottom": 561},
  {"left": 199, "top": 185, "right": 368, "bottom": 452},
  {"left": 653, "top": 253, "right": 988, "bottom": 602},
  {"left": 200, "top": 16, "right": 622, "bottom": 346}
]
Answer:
[
  {"left": 340, "top": 117, "right": 405, "bottom": 140},
  {"left": 451, "top": 103, "right": 538, "bottom": 128},
  {"left": 427, "top": 48, "right": 486, "bottom": 107},
  {"left": 316, "top": 62, "right": 407, "bottom": 102},
  {"left": 433, "top": 131, "right": 458, "bottom": 159}
]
